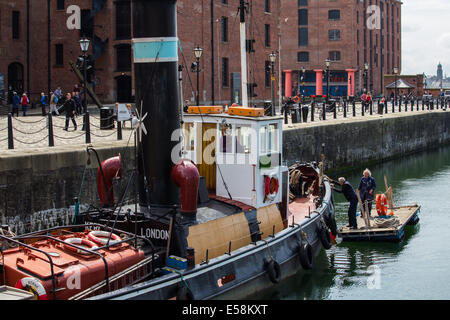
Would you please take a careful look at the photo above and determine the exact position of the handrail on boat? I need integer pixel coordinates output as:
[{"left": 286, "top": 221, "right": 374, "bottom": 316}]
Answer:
[{"left": 3, "top": 223, "right": 156, "bottom": 299}]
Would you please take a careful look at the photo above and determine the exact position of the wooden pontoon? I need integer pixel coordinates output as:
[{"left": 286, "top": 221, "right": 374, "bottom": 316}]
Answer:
[{"left": 338, "top": 204, "right": 420, "bottom": 242}]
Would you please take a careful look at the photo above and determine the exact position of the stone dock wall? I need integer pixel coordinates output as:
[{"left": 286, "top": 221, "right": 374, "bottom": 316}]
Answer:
[
  {"left": 1, "top": 111, "right": 449, "bottom": 232},
  {"left": 283, "top": 111, "right": 450, "bottom": 173}
]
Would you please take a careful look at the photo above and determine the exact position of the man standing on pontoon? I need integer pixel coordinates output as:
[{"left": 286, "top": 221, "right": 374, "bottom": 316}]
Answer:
[{"left": 358, "top": 168, "right": 376, "bottom": 216}]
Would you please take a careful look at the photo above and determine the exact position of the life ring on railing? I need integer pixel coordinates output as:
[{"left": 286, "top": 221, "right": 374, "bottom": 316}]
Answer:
[
  {"left": 265, "top": 259, "right": 281, "bottom": 284},
  {"left": 63, "top": 237, "right": 98, "bottom": 255},
  {"left": 293, "top": 95, "right": 300, "bottom": 103},
  {"left": 88, "top": 230, "right": 122, "bottom": 246},
  {"left": 376, "top": 193, "right": 388, "bottom": 216},
  {"left": 298, "top": 241, "right": 314, "bottom": 270},
  {"left": 15, "top": 277, "right": 48, "bottom": 300},
  {"left": 264, "top": 175, "right": 280, "bottom": 202}
]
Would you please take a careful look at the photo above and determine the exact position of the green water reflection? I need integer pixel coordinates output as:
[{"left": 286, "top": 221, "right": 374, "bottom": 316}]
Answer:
[{"left": 254, "top": 145, "right": 450, "bottom": 300}]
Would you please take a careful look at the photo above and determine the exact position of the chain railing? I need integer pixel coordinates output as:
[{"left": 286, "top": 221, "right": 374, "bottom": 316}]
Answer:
[
  {"left": 281, "top": 96, "right": 449, "bottom": 126},
  {"left": 1, "top": 111, "right": 127, "bottom": 150}
]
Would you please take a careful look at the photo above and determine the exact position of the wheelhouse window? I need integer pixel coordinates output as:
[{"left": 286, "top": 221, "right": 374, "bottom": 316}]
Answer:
[
  {"left": 268, "top": 123, "right": 278, "bottom": 152},
  {"left": 236, "top": 126, "right": 251, "bottom": 154},
  {"left": 259, "top": 126, "right": 267, "bottom": 154},
  {"left": 220, "top": 123, "right": 233, "bottom": 153},
  {"left": 184, "top": 122, "right": 195, "bottom": 151}
]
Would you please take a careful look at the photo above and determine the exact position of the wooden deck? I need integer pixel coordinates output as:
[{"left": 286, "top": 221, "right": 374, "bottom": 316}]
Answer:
[{"left": 338, "top": 204, "right": 420, "bottom": 242}]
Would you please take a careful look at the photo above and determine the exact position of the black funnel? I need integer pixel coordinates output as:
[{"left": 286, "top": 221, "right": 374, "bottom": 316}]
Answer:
[{"left": 132, "top": 0, "right": 180, "bottom": 207}]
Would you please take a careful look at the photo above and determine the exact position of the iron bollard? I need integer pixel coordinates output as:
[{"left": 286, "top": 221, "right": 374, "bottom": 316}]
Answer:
[
  {"left": 343, "top": 100, "right": 347, "bottom": 118},
  {"left": 7, "top": 113, "right": 14, "bottom": 149},
  {"left": 85, "top": 112, "right": 91, "bottom": 144},
  {"left": 417, "top": 99, "right": 419, "bottom": 111},
  {"left": 392, "top": 100, "right": 395, "bottom": 113},
  {"left": 322, "top": 103, "right": 326, "bottom": 121},
  {"left": 384, "top": 101, "right": 388, "bottom": 114},
  {"left": 422, "top": 99, "right": 425, "bottom": 110},
  {"left": 333, "top": 102, "right": 337, "bottom": 119},
  {"left": 362, "top": 101, "right": 365, "bottom": 116},
  {"left": 117, "top": 120, "right": 122, "bottom": 140},
  {"left": 284, "top": 105, "right": 288, "bottom": 124},
  {"left": 311, "top": 102, "right": 315, "bottom": 122},
  {"left": 352, "top": 100, "right": 356, "bottom": 117},
  {"left": 411, "top": 100, "right": 413, "bottom": 112},
  {"left": 370, "top": 101, "right": 373, "bottom": 115},
  {"left": 48, "top": 113, "right": 54, "bottom": 147}
]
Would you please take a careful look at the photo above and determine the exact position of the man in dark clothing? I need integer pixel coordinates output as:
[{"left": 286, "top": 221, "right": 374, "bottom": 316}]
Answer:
[
  {"left": 63, "top": 93, "right": 77, "bottom": 131},
  {"left": 358, "top": 168, "right": 376, "bottom": 216},
  {"left": 332, "top": 177, "right": 359, "bottom": 229},
  {"left": 12, "top": 92, "right": 20, "bottom": 117}
]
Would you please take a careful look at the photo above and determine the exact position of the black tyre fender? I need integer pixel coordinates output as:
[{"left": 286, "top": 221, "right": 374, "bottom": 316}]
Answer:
[
  {"left": 319, "top": 226, "right": 332, "bottom": 249},
  {"left": 298, "top": 241, "right": 314, "bottom": 270},
  {"left": 265, "top": 259, "right": 281, "bottom": 284},
  {"left": 176, "top": 285, "right": 195, "bottom": 300}
]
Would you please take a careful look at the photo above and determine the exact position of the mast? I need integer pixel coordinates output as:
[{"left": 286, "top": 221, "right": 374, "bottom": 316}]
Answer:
[
  {"left": 239, "top": 0, "right": 248, "bottom": 108},
  {"left": 132, "top": 0, "right": 180, "bottom": 208}
]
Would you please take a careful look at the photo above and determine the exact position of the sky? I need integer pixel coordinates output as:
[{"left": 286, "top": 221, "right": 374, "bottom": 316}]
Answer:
[{"left": 402, "top": 0, "right": 450, "bottom": 77}]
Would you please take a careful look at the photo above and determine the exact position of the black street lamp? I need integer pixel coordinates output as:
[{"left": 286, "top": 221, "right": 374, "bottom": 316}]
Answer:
[
  {"left": 194, "top": 46, "right": 203, "bottom": 106},
  {"left": 325, "top": 59, "right": 330, "bottom": 106},
  {"left": 269, "top": 51, "right": 276, "bottom": 115},
  {"left": 301, "top": 66, "right": 305, "bottom": 102},
  {"left": 79, "top": 37, "right": 90, "bottom": 130},
  {"left": 364, "top": 62, "right": 369, "bottom": 93},
  {"left": 393, "top": 67, "right": 398, "bottom": 106}
]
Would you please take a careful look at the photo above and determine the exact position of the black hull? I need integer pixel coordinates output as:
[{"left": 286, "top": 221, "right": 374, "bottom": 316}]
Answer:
[{"left": 88, "top": 182, "right": 334, "bottom": 300}]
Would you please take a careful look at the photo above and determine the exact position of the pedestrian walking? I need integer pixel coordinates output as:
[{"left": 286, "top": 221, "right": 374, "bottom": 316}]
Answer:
[
  {"left": 12, "top": 92, "right": 20, "bottom": 117},
  {"left": 20, "top": 93, "right": 29, "bottom": 116},
  {"left": 54, "top": 87, "right": 62, "bottom": 100},
  {"left": 40, "top": 92, "right": 47, "bottom": 113},
  {"left": 73, "top": 84, "right": 80, "bottom": 94},
  {"left": 63, "top": 93, "right": 77, "bottom": 131},
  {"left": 358, "top": 168, "right": 376, "bottom": 216},
  {"left": 49, "top": 91, "right": 60, "bottom": 115},
  {"left": 73, "top": 91, "right": 82, "bottom": 115}
]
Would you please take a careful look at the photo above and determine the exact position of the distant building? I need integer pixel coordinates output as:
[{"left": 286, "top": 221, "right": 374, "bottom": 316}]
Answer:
[
  {"left": 384, "top": 74, "right": 424, "bottom": 98},
  {"left": 437, "top": 62, "right": 443, "bottom": 81},
  {"left": 280, "top": 0, "right": 403, "bottom": 98}
]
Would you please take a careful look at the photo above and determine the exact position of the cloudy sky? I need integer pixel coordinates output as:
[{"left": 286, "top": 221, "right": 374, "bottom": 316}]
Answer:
[{"left": 402, "top": 0, "right": 450, "bottom": 77}]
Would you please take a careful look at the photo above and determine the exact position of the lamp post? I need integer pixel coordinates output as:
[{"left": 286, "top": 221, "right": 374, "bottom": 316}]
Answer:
[
  {"left": 194, "top": 46, "right": 203, "bottom": 106},
  {"left": 364, "top": 62, "right": 369, "bottom": 93},
  {"left": 269, "top": 51, "right": 276, "bottom": 115},
  {"left": 393, "top": 67, "right": 398, "bottom": 106},
  {"left": 325, "top": 59, "right": 330, "bottom": 106},
  {"left": 301, "top": 66, "right": 305, "bottom": 103},
  {"left": 79, "top": 37, "right": 90, "bottom": 131}
]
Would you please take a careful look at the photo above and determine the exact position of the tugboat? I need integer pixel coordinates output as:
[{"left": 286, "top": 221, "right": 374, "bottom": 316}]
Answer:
[{"left": 0, "top": 0, "right": 336, "bottom": 300}]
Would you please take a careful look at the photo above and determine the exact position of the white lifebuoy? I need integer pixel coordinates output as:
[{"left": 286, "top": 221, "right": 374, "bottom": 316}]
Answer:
[
  {"left": 88, "top": 230, "right": 122, "bottom": 246},
  {"left": 63, "top": 237, "right": 98, "bottom": 255},
  {"left": 15, "top": 277, "right": 47, "bottom": 300}
]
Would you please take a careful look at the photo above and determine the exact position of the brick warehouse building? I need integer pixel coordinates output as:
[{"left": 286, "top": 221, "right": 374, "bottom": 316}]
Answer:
[
  {"left": 0, "top": 0, "right": 401, "bottom": 106},
  {"left": 0, "top": 0, "right": 281, "bottom": 106},
  {"left": 280, "top": 0, "right": 402, "bottom": 99}
]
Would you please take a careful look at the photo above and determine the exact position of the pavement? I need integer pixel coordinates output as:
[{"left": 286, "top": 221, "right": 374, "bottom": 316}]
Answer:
[
  {"left": 1, "top": 101, "right": 448, "bottom": 154},
  {"left": 0, "top": 104, "right": 132, "bottom": 154}
]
